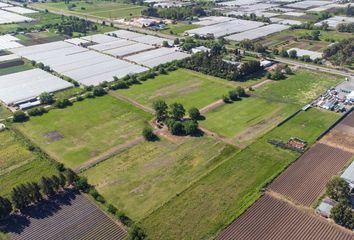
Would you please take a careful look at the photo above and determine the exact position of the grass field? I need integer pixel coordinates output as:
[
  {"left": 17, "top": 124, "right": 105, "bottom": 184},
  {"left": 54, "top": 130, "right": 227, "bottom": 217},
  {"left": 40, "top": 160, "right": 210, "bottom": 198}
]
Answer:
[
  {"left": 254, "top": 70, "right": 343, "bottom": 105},
  {"left": 33, "top": 0, "right": 145, "bottom": 19},
  {"left": 16, "top": 32, "right": 66, "bottom": 46},
  {"left": 16, "top": 96, "right": 152, "bottom": 168},
  {"left": 0, "top": 63, "right": 33, "bottom": 76},
  {"left": 0, "top": 105, "right": 11, "bottom": 119},
  {"left": 53, "top": 87, "right": 85, "bottom": 101},
  {"left": 200, "top": 98, "right": 298, "bottom": 140},
  {"left": 82, "top": 137, "right": 236, "bottom": 220},
  {"left": 141, "top": 108, "right": 339, "bottom": 239},
  {"left": 0, "top": 129, "right": 59, "bottom": 197},
  {"left": 118, "top": 69, "right": 263, "bottom": 110},
  {"left": 161, "top": 23, "right": 198, "bottom": 35}
]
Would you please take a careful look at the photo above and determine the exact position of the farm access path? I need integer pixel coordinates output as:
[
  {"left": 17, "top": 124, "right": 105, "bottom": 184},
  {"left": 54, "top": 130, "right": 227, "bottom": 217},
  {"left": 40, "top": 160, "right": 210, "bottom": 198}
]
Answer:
[{"left": 217, "top": 111, "right": 354, "bottom": 239}]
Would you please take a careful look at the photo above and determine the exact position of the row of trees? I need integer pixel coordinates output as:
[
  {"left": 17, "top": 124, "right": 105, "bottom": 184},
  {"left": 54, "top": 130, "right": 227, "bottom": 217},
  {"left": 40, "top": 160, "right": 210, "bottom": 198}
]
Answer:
[
  {"left": 223, "top": 86, "right": 246, "bottom": 103},
  {"left": 323, "top": 38, "right": 354, "bottom": 66},
  {"left": 181, "top": 51, "right": 263, "bottom": 81},
  {"left": 337, "top": 23, "right": 354, "bottom": 33},
  {"left": 152, "top": 100, "right": 201, "bottom": 136},
  {"left": 142, "top": 6, "right": 206, "bottom": 20},
  {"left": 0, "top": 169, "right": 76, "bottom": 219},
  {"left": 326, "top": 177, "right": 354, "bottom": 229},
  {"left": 57, "top": 16, "right": 98, "bottom": 36}
]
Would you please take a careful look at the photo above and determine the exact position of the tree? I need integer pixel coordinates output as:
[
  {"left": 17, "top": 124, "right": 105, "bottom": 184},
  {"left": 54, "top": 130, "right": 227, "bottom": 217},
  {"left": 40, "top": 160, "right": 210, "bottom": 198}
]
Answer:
[
  {"left": 128, "top": 224, "right": 146, "bottom": 240},
  {"left": 288, "top": 50, "right": 297, "bottom": 59},
  {"left": 173, "top": 38, "right": 180, "bottom": 45},
  {"left": 75, "top": 176, "right": 90, "bottom": 192},
  {"left": 59, "top": 173, "right": 66, "bottom": 188},
  {"left": 188, "top": 107, "right": 201, "bottom": 121},
  {"left": 51, "top": 175, "right": 61, "bottom": 192},
  {"left": 271, "top": 67, "right": 285, "bottom": 80},
  {"left": 39, "top": 92, "right": 54, "bottom": 104},
  {"left": 0, "top": 197, "right": 12, "bottom": 219},
  {"left": 170, "top": 121, "right": 184, "bottom": 135},
  {"left": 142, "top": 127, "right": 157, "bottom": 141},
  {"left": 13, "top": 110, "right": 28, "bottom": 122},
  {"left": 41, "top": 177, "right": 55, "bottom": 197},
  {"left": 330, "top": 201, "right": 354, "bottom": 229},
  {"left": 30, "top": 182, "right": 43, "bottom": 202},
  {"left": 235, "top": 86, "right": 246, "bottom": 97},
  {"left": 11, "top": 187, "right": 26, "bottom": 210},
  {"left": 153, "top": 100, "right": 168, "bottom": 121},
  {"left": 326, "top": 176, "right": 351, "bottom": 203},
  {"left": 162, "top": 40, "right": 169, "bottom": 47},
  {"left": 183, "top": 120, "right": 198, "bottom": 135},
  {"left": 280, "top": 49, "right": 289, "bottom": 58},
  {"left": 228, "top": 90, "right": 239, "bottom": 101},
  {"left": 65, "top": 169, "right": 77, "bottom": 185},
  {"left": 93, "top": 86, "right": 106, "bottom": 96},
  {"left": 169, "top": 103, "right": 185, "bottom": 120}
]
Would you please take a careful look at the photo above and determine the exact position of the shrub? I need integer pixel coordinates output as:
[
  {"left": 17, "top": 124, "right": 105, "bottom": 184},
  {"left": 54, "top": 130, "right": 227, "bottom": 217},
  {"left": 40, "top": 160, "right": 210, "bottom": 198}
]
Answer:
[
  {"left": 142, "top": 127, "right": 157, "bottom": 141},
  {"left": 92, "top": 87, "right": 106, "bottom": 96},
  {"left": 13, "top": 110, "right": 28, "bottom": 122},
  {"left": 27, "top": 107, "right": 47, "bottom": 116},
  {"left": 188, "top": 107, "right": 201, "bottom": 121},
  {"left": 107, "top": 204, "right": 117, "bottom": 214},
  {"left": 54, "top": 99, "right": 72, "bottom": 108},
  {"left": 75, "top": 176, "right": 90, "bottom": 192}
]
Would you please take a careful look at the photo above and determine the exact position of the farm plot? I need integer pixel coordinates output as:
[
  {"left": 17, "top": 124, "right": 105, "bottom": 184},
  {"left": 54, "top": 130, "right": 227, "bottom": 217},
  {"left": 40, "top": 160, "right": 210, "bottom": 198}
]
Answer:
[
  {"left": 217, "top": 194, "right": 354, "bottom": 240},
  {"left": 254, "top": 70, "right": 343, "bottom": 105},
  {"left": 81, "top": 137, "right": 236, "bottom": 221},
  {"left": 141, "top": 108, "right": 338, "bottom": 240},
  {"left": 16, "top": 96, "right": 152, "bottom": 169},
  {"left": 270, "top": 143, "right": 353, "bottom": 206},
  {"left": 33, "top": 0, "right": 145, "bottom": 19},
  {"left": 0, "top": 62, "right": 33, "bottom": 76},
  {"left": 106, "top": 30, "right": 172, "bottom": 46},
  {"left": 5, "top": 190, "right": 126, "bottom": 240},
  {"left": 117, "top": 69, "right": 242, "bottom": 110},
  {"left": 200, "top": 98, "right": 297, "bottom": 141}
]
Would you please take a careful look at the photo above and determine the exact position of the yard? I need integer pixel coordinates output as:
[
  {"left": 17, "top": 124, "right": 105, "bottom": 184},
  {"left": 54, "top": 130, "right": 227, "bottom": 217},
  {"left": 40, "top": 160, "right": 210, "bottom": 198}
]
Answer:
[
  {"left": 0, "top": 129, "right": 58, "bottom": 197},
  {"left": 16, "top": 96, "right": 152, "bottom": 169},
  {"left": 117, "top": 69, "right": 264, "bottom": 110},
  {"left": 254, "top": 70, "right": 343, "bottom": 105},
  {"left": 33, "top": 0, "right": 145, "bottom": 19},
  {"left": 161, "top": 23, "right": 198, "bottom": 35},
  {"left": 141, "top": 108, "right": 340, "bottom": 239},
  {"left": 81, "top": 137, "right": 236, "bottom": 221}
]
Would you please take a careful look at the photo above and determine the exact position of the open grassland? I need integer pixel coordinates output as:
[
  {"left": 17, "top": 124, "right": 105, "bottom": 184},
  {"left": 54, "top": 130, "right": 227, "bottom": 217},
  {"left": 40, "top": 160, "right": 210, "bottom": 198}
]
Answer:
[
  {"left": 0, "top": 130, "right": 35, "bottom": 176},
  {"left": 34, "top": 0, "right": 145, "bottom": 19},
  {"left": 82, "top": 137, "right": 236, "bottom": 221},
  {"left": 0, "top": 105, "right": 11, "bottom": 119},
  {"left": 118, "top": 69, "right": 263, "bottom": 110},
  {"left": 16, "top": 96, "right": 152, "bottom": 169},
  {"left": 200, "top": 98, "right": 298, "bottom": 139},
  {"left": 254, "top": 70, "right": 343, "bottom": 105},
  {"left": 161, "top": 23, "right": 198, "bottom": 35},
  {"left": 0, "top": 129, "right": 58, "bottom": 198},
  {"left": 141, "top": 108, "right": 339, "bottom": 239},
  {"left": 0, "top": 63, "right": 33, "bottom": 76}
]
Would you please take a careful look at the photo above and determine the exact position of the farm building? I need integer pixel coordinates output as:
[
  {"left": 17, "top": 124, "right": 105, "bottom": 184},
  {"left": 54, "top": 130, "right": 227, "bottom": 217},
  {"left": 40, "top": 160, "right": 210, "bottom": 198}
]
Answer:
[
  {"left": 10, "top": 41, "right": 148, "bottom": 86},
  {"left": 315, "top": 16, "right": 354, "bottom": 29},
  {"left": 225, "top": 24, "right": 290, "bottom": 41},
  {"left": 341, "top": 160, "right": 354, "bottom": 193},
  {"left": 0, "top": 68, "right": 73, "bottom": 106},
  {"left": 106, "top": 30, "right": 172, "bottom": 46},
  {"left": 0, "top": 9, "right": 33, "bottom": 24},
  {"left": 0, "top": 35, "right": 23, "bottom": 50},
  {"left": 185, "top": 19, "right": 264, "bottom": 38},
  {"left": 316, "top": 198, "right": 337, "bottom": 218},
  {"left": 2, "top": 6, "right": 37, "bottom": 14},
  {"left": 287, "top": 48, "right": 322, "bottom": 60}
]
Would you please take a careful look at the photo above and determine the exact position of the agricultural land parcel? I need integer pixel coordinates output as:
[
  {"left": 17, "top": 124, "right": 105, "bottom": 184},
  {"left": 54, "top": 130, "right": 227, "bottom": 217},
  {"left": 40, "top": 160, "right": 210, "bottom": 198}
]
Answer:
[
  {"left": 15, "top": 96, "right": 152, "bottom": 169},
  {"left": 117, "top": 68, "right": 264, "bottom": 110},
  {"left": 0, "top": 129, "right": 59, "bottom": 198},
  {"left": 141, "top": 108, "right": 340, "bottom": 239},
  {"left": 33, "top": 0, "right": 145, "bottom": 19}
]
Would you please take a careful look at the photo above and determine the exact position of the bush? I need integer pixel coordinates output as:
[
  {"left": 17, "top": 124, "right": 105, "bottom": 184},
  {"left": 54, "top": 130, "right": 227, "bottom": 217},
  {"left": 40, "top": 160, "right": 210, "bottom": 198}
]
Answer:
[
  {"left": 93, "top": 87, "right": 106, "bottom": 96},
  {"left": 188, "top": 107, "right": 201, "bottom": 121},
  {"left": 107, "top": 204, "right": 117, "bottom": 214},
  {"left": 75, "top": 176, "right": 90, "bottom": 192},
  {"left": 222, "top": 95, "right": 231, "bottom": 103},
  {"left": 170, "top": 121, "right": 184, "bottom": 135},
  {"left": 27, "top": 107, "right": 47, "bottom": 116},
  {"left": 183, "top": 120, "right": 198, "bottom": 135},
  {"left": 54, "top": 99, "right": 72, "bottom": 108},
  {"left": 13, "top": 110, "right": 28, "bottom": 122},
  {"left": 39, "top": 92, "right": 54, "bottom": 104},
  {"left": 142, "top": 127, "right": 158, "bottom": 141},
  {"left": 128, "top": 224, "right": 146, "bottom": 240},
  {"left": 111, "top": 80, "right": 128, "bottom": 90},
  {"left": 228, "top": 90, "right": 239, "bottom": 101}
]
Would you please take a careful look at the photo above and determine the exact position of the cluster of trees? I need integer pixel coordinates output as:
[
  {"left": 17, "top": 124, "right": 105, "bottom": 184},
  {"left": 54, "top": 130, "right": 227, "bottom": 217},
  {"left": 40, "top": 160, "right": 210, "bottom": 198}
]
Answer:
[
  {"left": 323, "top": 38, "right": 354, "bottom": 66},
  {"left": 152, "top": 100, "right": 201, "bottom": 136},
  {"left": 182, "top": 51, "right": 263, "bottom": 81},
  {"left": 57, "top": 16, "right": 98, "bottom": 36},
  {"left": 334, "top": 5, "right": 354, "bottom": 17},
  {"left": 0, "top": 169, "right": 76, "bottom": 219},
  {"left": 326, "top": 177, "right": 354, "bottom": 229},
  {"left": 223, "top": 86, "right": 246, "bottom": 103},
  {"left": 337, "top": 23, "right": 354, "bottom": 33},
  {"left": 275, "top": 49, "right": 322, "bottom": 64},
  {"left": 266, "top": 65, "right": 292, "bottom": 80},
  {"left": 299, "top": 30, "right": 320, "bottom": 41},
  {"left": 239, "top": 39, "right": 266, "bottom": 53},
  {"left": 142, "top": 6, "right": 206, "bottom": 20}
]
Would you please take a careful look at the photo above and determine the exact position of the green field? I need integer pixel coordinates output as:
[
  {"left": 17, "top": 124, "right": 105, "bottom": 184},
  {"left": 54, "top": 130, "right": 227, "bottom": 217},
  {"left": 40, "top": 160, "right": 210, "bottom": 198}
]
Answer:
[
  {"left": 0, "top": 105, "right": 11, "bottom": 119},
  {"left": 254, "top": 70, "right": 343, "bottom": 105},
  {"left": 200, "top": 98, "right": 298, "bottom": 140},
  {"left": 161, "top": 23, "right": 198, "bottom": 35},
  {"left": 118, "top": 69, "right": 263, "bottom": 110},
  {"left": 0, "top": 63, "right": 33, "bottom": 76},
  {"left": 82, "top": 137, "right": 236, "bottom": 220},
  {"left": 16, "top": 32, "right": 66, "bottom": 46},
  {"left": 34, "top": 0, "right": 145, "bottom": 19},
  {"left": 16, "top": 96, "right": 152, "bottom": 168},
  {"left": 141, "top": 108, "right": 339, "bottom": 239},
  {"left": 0, "top": 129, "right": 58, "bottom": 197}
]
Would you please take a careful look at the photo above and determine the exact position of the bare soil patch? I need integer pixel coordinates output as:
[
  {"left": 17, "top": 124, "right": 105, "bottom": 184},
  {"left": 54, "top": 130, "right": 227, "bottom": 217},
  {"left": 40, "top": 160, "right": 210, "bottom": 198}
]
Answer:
[{"left": 43, "top": 130, "right": 64, "bottom": 143}]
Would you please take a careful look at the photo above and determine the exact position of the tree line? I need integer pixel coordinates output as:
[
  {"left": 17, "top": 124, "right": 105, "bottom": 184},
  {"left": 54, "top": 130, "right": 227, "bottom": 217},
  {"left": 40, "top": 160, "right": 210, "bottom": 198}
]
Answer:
[
  {"left": 181, "top": 51, "right": 264, "bottom": 82},
  {"left": 323, "top": 38, "right": 354, "bottom": 66},
  {"left": 142, "top": 6, "right": 206, "bottom": 21}
]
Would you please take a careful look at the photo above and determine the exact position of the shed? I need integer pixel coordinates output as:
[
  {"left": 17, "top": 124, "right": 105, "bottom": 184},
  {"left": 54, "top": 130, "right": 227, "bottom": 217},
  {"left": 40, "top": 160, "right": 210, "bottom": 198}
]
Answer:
[{"left": 316, "top": 198, "right": 337, "bottom": 218}]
